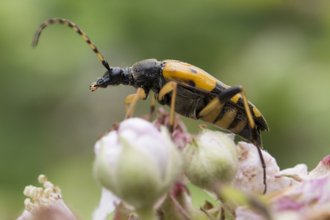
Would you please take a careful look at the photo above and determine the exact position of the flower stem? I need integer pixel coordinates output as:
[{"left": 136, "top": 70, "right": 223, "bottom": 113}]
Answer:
[{"left": 136, "top": 207, "right": 157, "bottom": 220}]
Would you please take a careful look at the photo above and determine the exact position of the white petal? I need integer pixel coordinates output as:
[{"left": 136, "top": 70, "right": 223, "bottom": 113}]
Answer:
[
  {"left": 95, "top": 131, "right": 119, "bottom": 155},
  {"left": 234, "top": 142, "right": 295, "bottom": 194},
  {"left": 119, "top": 118, "right": 154, "bottom": 134},
  {"left": 277, "top": 164, "right": 308, "bottom": 181},
  {"left": 134, "top": 135, "right": 169, "bottom": 178},
  {"left": 93, "top": 188, "right": 121, "bottom": 220}
]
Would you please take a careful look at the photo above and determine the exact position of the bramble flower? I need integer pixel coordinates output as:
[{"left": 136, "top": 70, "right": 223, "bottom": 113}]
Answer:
[
  {"left": 16, "top": 109, "right": 330, "bottom": 220},
  {"left": 235, "top": 155, "right": 330, "bottom": 220},
  {"left": 17, "top": 175, "right": 76, "bottom": 220},
  {"left": 233, "top": 142, "right": 298, "bottom": 194},
  {"left": 93, "top": 118, "right": 182, "bottom": 220}
]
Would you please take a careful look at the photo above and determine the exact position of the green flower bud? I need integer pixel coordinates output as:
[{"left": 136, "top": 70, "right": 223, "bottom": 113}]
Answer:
[
  {"left": 93, "top": 118, "right": 182, "bottom": 213},
  {"left": 182, "top": 129, "right": 238, "bottom": 191}
]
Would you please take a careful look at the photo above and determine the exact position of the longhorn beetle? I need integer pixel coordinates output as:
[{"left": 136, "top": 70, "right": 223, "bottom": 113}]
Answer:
[{"left": 33, "top": 18, "right": 269, "bottom": 193}]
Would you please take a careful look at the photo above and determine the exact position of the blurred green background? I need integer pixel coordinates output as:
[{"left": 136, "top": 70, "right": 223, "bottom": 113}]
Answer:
[{"left": 2, "top": 0, "right": 330, "bottom": 219}]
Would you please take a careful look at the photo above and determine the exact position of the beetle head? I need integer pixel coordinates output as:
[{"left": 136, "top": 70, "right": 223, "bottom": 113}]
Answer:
[{"left": 90, "top": 68, "right": 123, "bottom": 91}]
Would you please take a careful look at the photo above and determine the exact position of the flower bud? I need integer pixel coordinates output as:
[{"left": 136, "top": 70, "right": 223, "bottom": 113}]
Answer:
[
  {"left": 182, "top": 129, "right": 238, "bottom": 191},
  {"left": 93, "top": 118, "right": 182, "bottom": 211}
]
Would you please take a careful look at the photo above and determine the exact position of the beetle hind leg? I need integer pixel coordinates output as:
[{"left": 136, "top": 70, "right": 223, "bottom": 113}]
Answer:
[
  {"left": 158, "top": 81, "right": 178, "bottom": 133},
  {"left": 253, "top": 134, "right": 267, "bottom": 194}
]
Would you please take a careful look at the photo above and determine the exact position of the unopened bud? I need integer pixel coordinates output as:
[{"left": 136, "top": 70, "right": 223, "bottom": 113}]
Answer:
[
  {"left": 93, "top": 118, "right": 182, "bottom": 211},
  {"left": 182, "top": 129, "right": 238, "bottom": 191}
]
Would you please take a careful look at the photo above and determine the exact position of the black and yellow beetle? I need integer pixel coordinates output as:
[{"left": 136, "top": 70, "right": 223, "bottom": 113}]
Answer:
[{"left": 33, "top": 18, "right": 269, "bottom": 193}]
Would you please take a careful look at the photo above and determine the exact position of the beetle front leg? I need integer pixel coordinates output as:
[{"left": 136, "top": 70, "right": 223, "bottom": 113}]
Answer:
[
  {"left": 125, "top": 88, "right": 146, "bottom": 119},
  {"left": 158, "top": 81, "right": 178, "bottom": 133}
]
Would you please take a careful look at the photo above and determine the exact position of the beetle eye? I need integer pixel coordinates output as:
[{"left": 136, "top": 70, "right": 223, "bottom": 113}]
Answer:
[{"left": 111, "top": 68, "right": 122, "bottom": 77}]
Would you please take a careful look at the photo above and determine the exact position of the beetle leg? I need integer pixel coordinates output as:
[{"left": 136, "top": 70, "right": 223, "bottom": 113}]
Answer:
[
  {"left": 198, "top": 86, "right": 267, "bottom": 194},
  {"left": 158, "top": 81, "right": 178, "bottom": 133},
  {"left": 198, "top": 86, "right": 254, "bottom": 128},
  {"left": 149, "top": 93, "right": 156, "bottom": 121},
  {"left": 199, "top": 87, "right": 253, "bottom": 127},
  {"left": 125, "top": 88, "right": 146, "bottom": 119},
  {"left": 198, "top": 97, "right": 221, "bottom": 118},
  {"left": 125, "top": 94, "right": 139, "bottom": 113}
]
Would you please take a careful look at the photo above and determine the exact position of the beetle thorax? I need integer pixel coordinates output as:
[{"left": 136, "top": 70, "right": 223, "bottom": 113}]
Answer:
[{"left": 128, "top": 59, "right": 164, "bottom": 92}]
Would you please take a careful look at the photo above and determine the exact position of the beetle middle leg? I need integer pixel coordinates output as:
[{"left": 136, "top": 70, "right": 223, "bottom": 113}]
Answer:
[
  {"left": 158, "top": 81, "right": 178, "bottom": 133},
  {"left": 125, "top": 90, "right": 157, "bottom": 121},
  {"left": 149, "top": 93, "right": 156, "bottom": 121},
  {"left": 125, "top": 88, "right": 146, "bottom": 119},
  {"left": 198, "top": 86, "right": 267, "bottom": 194}
]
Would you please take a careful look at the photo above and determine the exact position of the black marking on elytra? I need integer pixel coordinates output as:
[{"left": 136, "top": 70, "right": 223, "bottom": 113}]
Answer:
[
  {"left": 211, "top": 82, "right": 226, "bottom": 95},
  {"left": 189, "top": 67, "right": 197, "bottom": 73},
  {"left": 250, "top": 106, "right": 256, "bottom": 117},
  {"left": 235, "top": 97, "right": 244, "bottom": 108},
  {"left": 188, "top": 80, "right": 196, "bottom": 87}
]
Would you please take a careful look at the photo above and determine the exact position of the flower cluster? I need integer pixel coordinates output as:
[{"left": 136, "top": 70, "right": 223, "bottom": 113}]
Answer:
[{"left": 17, "top": 109, "right": 330, "bottom": 220}]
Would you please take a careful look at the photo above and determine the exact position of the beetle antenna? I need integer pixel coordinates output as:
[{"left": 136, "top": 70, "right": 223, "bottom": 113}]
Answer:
[{"left": 32, "top": 18, "right": 111, "bottom": 71}]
